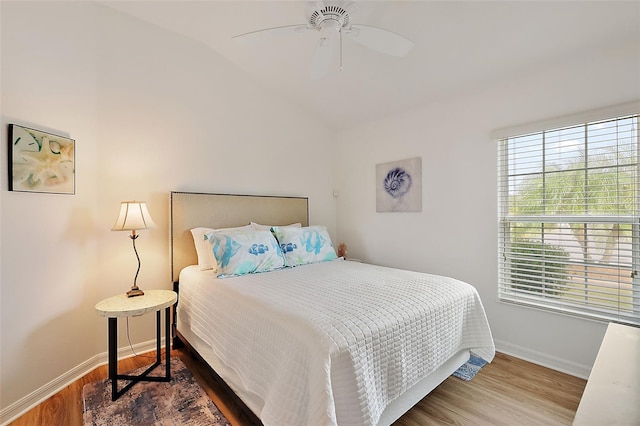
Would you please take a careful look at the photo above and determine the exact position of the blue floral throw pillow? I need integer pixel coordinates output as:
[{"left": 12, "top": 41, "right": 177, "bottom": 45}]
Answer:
[
  {"left": 272, "top": 225, "right": 338, "bottom": 267},
  {"left": 204, "top": 229, "right": 285, "bottom": 278}
]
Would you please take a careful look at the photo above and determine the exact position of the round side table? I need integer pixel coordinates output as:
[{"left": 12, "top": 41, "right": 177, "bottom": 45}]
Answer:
[{"left": 95, "top": 289, "right": 177, "bottom": 401}]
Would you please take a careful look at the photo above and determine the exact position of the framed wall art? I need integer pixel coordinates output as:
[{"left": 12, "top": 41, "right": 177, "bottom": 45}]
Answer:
[
  {"left": 8, "top": 124, "right": 75, "bottom": 194},
  {"left": 376, "top": 156, "right": 422, "bottom": 212}
]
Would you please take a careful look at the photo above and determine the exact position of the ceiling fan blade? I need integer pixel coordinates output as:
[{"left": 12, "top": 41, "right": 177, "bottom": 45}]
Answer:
[
  {"left": 232, "top": 24, "right": 309, "bottom": 44},
  {"left": 348, "top": 24, "right": 413, "bottom": 57},
  {"left": 310, "top": 37, "right": 335, "bottom": 80}
]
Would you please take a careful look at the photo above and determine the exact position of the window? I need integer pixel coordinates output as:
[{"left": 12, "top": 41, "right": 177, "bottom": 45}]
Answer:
[{"left": 498, "top": 113, "right": 640, "bottom": 325}]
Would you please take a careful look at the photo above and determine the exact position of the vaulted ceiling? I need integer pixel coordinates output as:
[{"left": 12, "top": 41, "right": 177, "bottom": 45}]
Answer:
[{"left": 103, "top": 1, "right": 640, "bottom": 130}]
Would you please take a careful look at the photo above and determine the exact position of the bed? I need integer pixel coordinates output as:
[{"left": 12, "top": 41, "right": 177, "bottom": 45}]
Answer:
[{"left": 170, "top": 191, "right": 495, "bottom": 426}]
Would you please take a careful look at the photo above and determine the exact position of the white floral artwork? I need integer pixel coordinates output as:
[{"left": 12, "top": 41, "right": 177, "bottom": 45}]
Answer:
[
  {"left": 376, "top": 157, "right": 422, "bottom": 212},
  {"left": 9, "top": 124, "right": 75, "bottom": 194}
]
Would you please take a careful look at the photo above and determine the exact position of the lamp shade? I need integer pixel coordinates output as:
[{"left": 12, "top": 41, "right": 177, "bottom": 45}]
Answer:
[{"left": 112, "top": 201, "right": 157, "bottom": 231}]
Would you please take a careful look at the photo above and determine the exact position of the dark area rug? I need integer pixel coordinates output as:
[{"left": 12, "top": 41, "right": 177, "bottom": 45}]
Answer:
[{"left": 83, "top": 357, "right": 230, "bottom": 426}]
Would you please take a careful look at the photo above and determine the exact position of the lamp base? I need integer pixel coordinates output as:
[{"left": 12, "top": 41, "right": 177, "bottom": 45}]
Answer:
[{"left": 127, "top": 287, "right": 145, "bottom": 298}]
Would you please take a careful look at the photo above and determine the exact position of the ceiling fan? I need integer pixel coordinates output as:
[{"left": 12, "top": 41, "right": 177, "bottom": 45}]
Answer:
[{"left": 232, "top": 1, "right": 414, "bottom": 79}]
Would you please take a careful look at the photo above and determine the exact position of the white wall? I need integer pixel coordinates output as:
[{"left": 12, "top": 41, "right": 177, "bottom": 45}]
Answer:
[
  {"left": 1, "top": 2, "right": 102, "bottom": 415},
  {"left": 334, "top": 39, "right": 640, "bottom": 377},
  {"left": 0, "top": 1, "right": 336, "bottom": 416}
]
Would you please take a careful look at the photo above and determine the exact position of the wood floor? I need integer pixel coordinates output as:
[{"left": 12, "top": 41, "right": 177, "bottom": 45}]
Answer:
[{"left": 10, "top": 350, "right": 586, "bottom": 426}]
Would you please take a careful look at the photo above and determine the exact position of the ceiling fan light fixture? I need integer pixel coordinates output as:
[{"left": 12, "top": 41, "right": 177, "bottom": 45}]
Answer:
[{"left": 321, "top": 19, "right": 342, "bottom": 36}]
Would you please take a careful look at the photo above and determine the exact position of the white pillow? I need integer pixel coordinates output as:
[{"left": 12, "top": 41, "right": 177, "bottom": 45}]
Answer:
[
  {"left": 271, "top": 225, "right": 337, "bottom": 267},
  {"left": 190, "top": 225, "right": 251, "bottom": 271},
  {"left": 250, "top": 222, "right": 302, "bottom": 231},
  {"left": 205, "top": 228, "right": 286, "bottom": 278}
]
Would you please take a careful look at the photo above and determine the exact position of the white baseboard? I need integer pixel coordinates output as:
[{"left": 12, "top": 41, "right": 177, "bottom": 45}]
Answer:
[
  {"left": 0, "top": 338, "right": 162, "bottom": 426},
  {"left": 494, "top": 338, "right": 591, "bottom": 380}
]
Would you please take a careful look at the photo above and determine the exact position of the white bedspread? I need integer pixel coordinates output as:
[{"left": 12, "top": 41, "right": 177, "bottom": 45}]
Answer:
[{"left": 178, "top": 260, "right": 495, "bottom": 426}]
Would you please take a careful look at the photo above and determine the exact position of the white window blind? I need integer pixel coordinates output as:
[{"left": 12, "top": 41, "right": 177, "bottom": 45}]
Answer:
[{"left": 498, "top": 114, "right": 640, "bottom": 325}]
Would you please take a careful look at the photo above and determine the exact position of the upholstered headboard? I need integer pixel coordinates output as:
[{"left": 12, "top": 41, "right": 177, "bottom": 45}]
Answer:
[{"left": 170, "top": 191, "right": 309, "bottom": 282}]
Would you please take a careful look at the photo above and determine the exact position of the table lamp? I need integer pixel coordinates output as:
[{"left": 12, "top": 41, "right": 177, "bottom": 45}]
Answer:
[{"left": 112, "top": 201, "right": 157, "bottom": 297}]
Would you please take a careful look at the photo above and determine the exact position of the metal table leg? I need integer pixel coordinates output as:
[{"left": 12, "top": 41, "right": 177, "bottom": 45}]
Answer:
[{"left": 108, "top": 308, "right": 172, "bottom": 401}]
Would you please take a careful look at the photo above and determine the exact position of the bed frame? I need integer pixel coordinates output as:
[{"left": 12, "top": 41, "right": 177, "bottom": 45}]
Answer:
[{"left": 169, "top": 191, "right": 469, "bottom": 426}]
